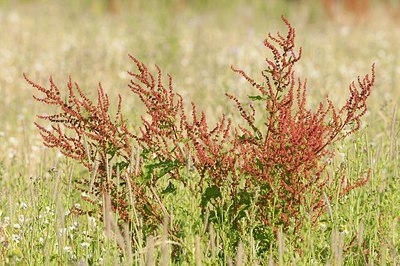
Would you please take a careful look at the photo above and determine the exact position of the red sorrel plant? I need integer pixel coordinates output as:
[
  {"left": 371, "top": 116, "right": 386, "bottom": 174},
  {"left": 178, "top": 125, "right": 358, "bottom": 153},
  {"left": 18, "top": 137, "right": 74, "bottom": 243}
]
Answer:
[
  {"left": 23, "top": 74, "right": 164, "bottom": 227},
  {"left": 226, "top": 16, "right": 375, "bottom": 235},
  {"left": 25, "top": 16, "right": 375, "bottom": 254}
]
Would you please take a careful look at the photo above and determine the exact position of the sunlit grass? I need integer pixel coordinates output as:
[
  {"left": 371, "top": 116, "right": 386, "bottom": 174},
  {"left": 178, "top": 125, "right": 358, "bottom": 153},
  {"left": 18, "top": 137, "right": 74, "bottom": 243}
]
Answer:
[{"left": 0, "top": 0, "right": 399, "bottom": 264}]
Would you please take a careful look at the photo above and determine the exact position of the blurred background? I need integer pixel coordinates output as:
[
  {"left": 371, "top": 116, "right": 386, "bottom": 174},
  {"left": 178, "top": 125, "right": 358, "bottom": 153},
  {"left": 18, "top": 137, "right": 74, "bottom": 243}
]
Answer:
[{"left": 0, "top": 0, "right": 399, "bottom": 175}]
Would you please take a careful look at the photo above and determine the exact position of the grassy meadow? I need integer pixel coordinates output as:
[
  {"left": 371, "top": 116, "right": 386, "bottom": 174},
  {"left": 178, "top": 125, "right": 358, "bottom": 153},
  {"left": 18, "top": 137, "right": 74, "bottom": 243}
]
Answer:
[{"left": 0, "top": 0, "right": 399, "bottom": 265}]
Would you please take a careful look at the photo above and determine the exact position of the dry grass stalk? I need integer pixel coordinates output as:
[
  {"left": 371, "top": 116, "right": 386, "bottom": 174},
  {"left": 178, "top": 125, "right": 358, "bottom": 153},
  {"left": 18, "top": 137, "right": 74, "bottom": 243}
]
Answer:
[
  {"left": 145, "top": 235, "right": 155, "bottom": 266},
  {"left": 195, "top": 235, "right": 202, "bottom": 266}
]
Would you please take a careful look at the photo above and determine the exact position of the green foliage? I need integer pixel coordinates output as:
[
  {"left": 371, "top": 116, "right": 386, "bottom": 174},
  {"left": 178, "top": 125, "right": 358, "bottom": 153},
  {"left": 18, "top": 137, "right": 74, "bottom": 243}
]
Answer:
[
  {"left": 22, "top": 15, "right": 378, "bottom": 263},
  {"left": 1, "top": 1, "right": 399, "bottom": 264}
]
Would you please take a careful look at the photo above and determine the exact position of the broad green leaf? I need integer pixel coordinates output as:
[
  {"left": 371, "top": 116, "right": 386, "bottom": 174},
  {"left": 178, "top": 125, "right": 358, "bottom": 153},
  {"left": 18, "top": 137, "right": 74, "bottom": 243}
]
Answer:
[
  {"left": 161, "top": 181, "right": 176, "bottom": 195},
  {"left": 201, "top": 185, "right": 222, "bottom": 207}
]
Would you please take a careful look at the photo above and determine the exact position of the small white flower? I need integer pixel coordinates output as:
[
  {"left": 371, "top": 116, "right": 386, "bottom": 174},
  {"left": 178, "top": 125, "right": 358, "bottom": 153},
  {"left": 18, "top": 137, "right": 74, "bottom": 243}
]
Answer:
[
  {"left": 69, "top": 221, "right": 79, "bottom": 231},
  {"left": 74, "top": 203, "right": 81, "bottom": 209},
  {"left": 11, "top": 234, "right": 21, "bottom": 243},
  {"left": 19, "top": 202, "right": 28, "bottom": 210},
  {"left": 118, "top": 71, "right": 127, "bottom": 79},
  {"left": 63, "top": 246, "right": 72, "bottom": 253},
  {"left": 44, "top": 206, "right": 55, "bottom": 216},
  {"left": 18, "top": 215, "right": 24, "bottom": 223},
  {"left": 88, "top": 216, "right": 96, "bottom": 223},
  {"left": 81, "top": 242, "right": 90, "bottom": 248},
  {"left": 13, "top": 223, "right": 21, "bottom": 229},
  {"left": 8, "top": 137, "right": 18, "bottom": 145},
  {"left": 39, "top": 237, "right": 44, "bottom": 243},
  {"left": 7, "top": 151, "right": 15, "bottom": 159},
  {"left": 337, "top": 152, "right": 345, "bottom": 162},
  {"left": 88, "top": 216, "right": 97, "bottom": 228},
  {"left": 31, "top": 145, "right": 41, "bottom": 152},
  {"left": 64, "top": 210, "right": 71, "bottom": 216},
  {"left": 59, "top": 228, "right": 67, "bottom": 235},
  {"left": 319, "top": 222, "right": 327, "bottom": 230},
  {"left": 3, "top": 217, "right": 10, "bottom": 226}
]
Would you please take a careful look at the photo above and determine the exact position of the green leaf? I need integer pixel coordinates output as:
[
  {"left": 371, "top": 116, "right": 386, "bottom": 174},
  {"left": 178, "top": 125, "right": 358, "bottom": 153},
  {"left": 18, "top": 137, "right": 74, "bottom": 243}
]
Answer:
[
  {"left": 116, "top": 161, "right": 129, "bottom": 171},
  {"left": 201, "top": 185, "right": 222, "bottom": 207},
  {"left": 256, "top": 158, "right": 263, "bottom": 170},
  {"left": 238, "top": 190, "right": 251, "bottom": 206},
  {"left": 248, "top": 95, "right": 266, "bottom": 101},
  {"left": 141, "top": 149, "right": 151, "bottom": 160},
  {"left": 143, "top": 159, "right": 181, "bottom": 182},
  {"left": 161, "top": 181, "right": 176, "bottom": 195}
]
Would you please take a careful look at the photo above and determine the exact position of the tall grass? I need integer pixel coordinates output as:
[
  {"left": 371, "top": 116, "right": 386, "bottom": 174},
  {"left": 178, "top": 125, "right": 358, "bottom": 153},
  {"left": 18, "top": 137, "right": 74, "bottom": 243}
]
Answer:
[{"left": 0, "top": 1, "right": 399, "bottom": 264}]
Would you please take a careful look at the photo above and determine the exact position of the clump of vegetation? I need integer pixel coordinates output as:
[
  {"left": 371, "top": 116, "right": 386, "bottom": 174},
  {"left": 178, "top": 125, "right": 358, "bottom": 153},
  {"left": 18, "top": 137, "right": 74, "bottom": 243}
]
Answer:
[{"left": 24, "top": 16, "right": 375, "bottom": 259}]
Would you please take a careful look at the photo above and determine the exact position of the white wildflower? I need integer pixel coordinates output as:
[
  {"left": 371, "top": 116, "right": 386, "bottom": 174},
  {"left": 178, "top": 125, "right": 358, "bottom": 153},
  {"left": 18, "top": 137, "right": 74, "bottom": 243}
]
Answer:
[
  {"left": 3, "top": 217, "right": 10, "bottom": 227},
  {"left": 11, "top": 234, "right": 21, "bottom": 243},
  {"left": 8, "top": 137, "right": 17, "bottom": 145},
  {"left": 59, "top": 228, "right": 67, "bottom": 236},
  {"left": 33, "top": 62, "right": 43, "bottom": 72},
  {"left": 337, "top": 152, "right": 345, "bottom": 162},
  {"left": 69, "top": 222, "right": 78, "bottom": 231},
  {"left": 31, "top": 145, "right": 41, "bottom": 152},
  {"left": 7, "top": 149, "right": 16, "bottom": 159},
  {"left": 44, "top": 206, "right": 54, "bottom": 216},
  {"left": 88, "top": 216, "right": 97, "bottom": 228},
  {"left": 20, "top": 202, "right": 28, "bottom": 210},
  {"left": 319, "top": 222, "right": 327, "bottom": 231},
  {"left": 17, "top": 114, "right": 25, "bottom": 121}
]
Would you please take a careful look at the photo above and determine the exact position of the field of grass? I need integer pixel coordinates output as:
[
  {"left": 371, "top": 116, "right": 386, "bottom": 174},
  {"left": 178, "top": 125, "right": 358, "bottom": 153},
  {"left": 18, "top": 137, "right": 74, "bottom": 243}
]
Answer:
[{"left": 0, "top": 0, "right": 399, "bottom": 265}]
